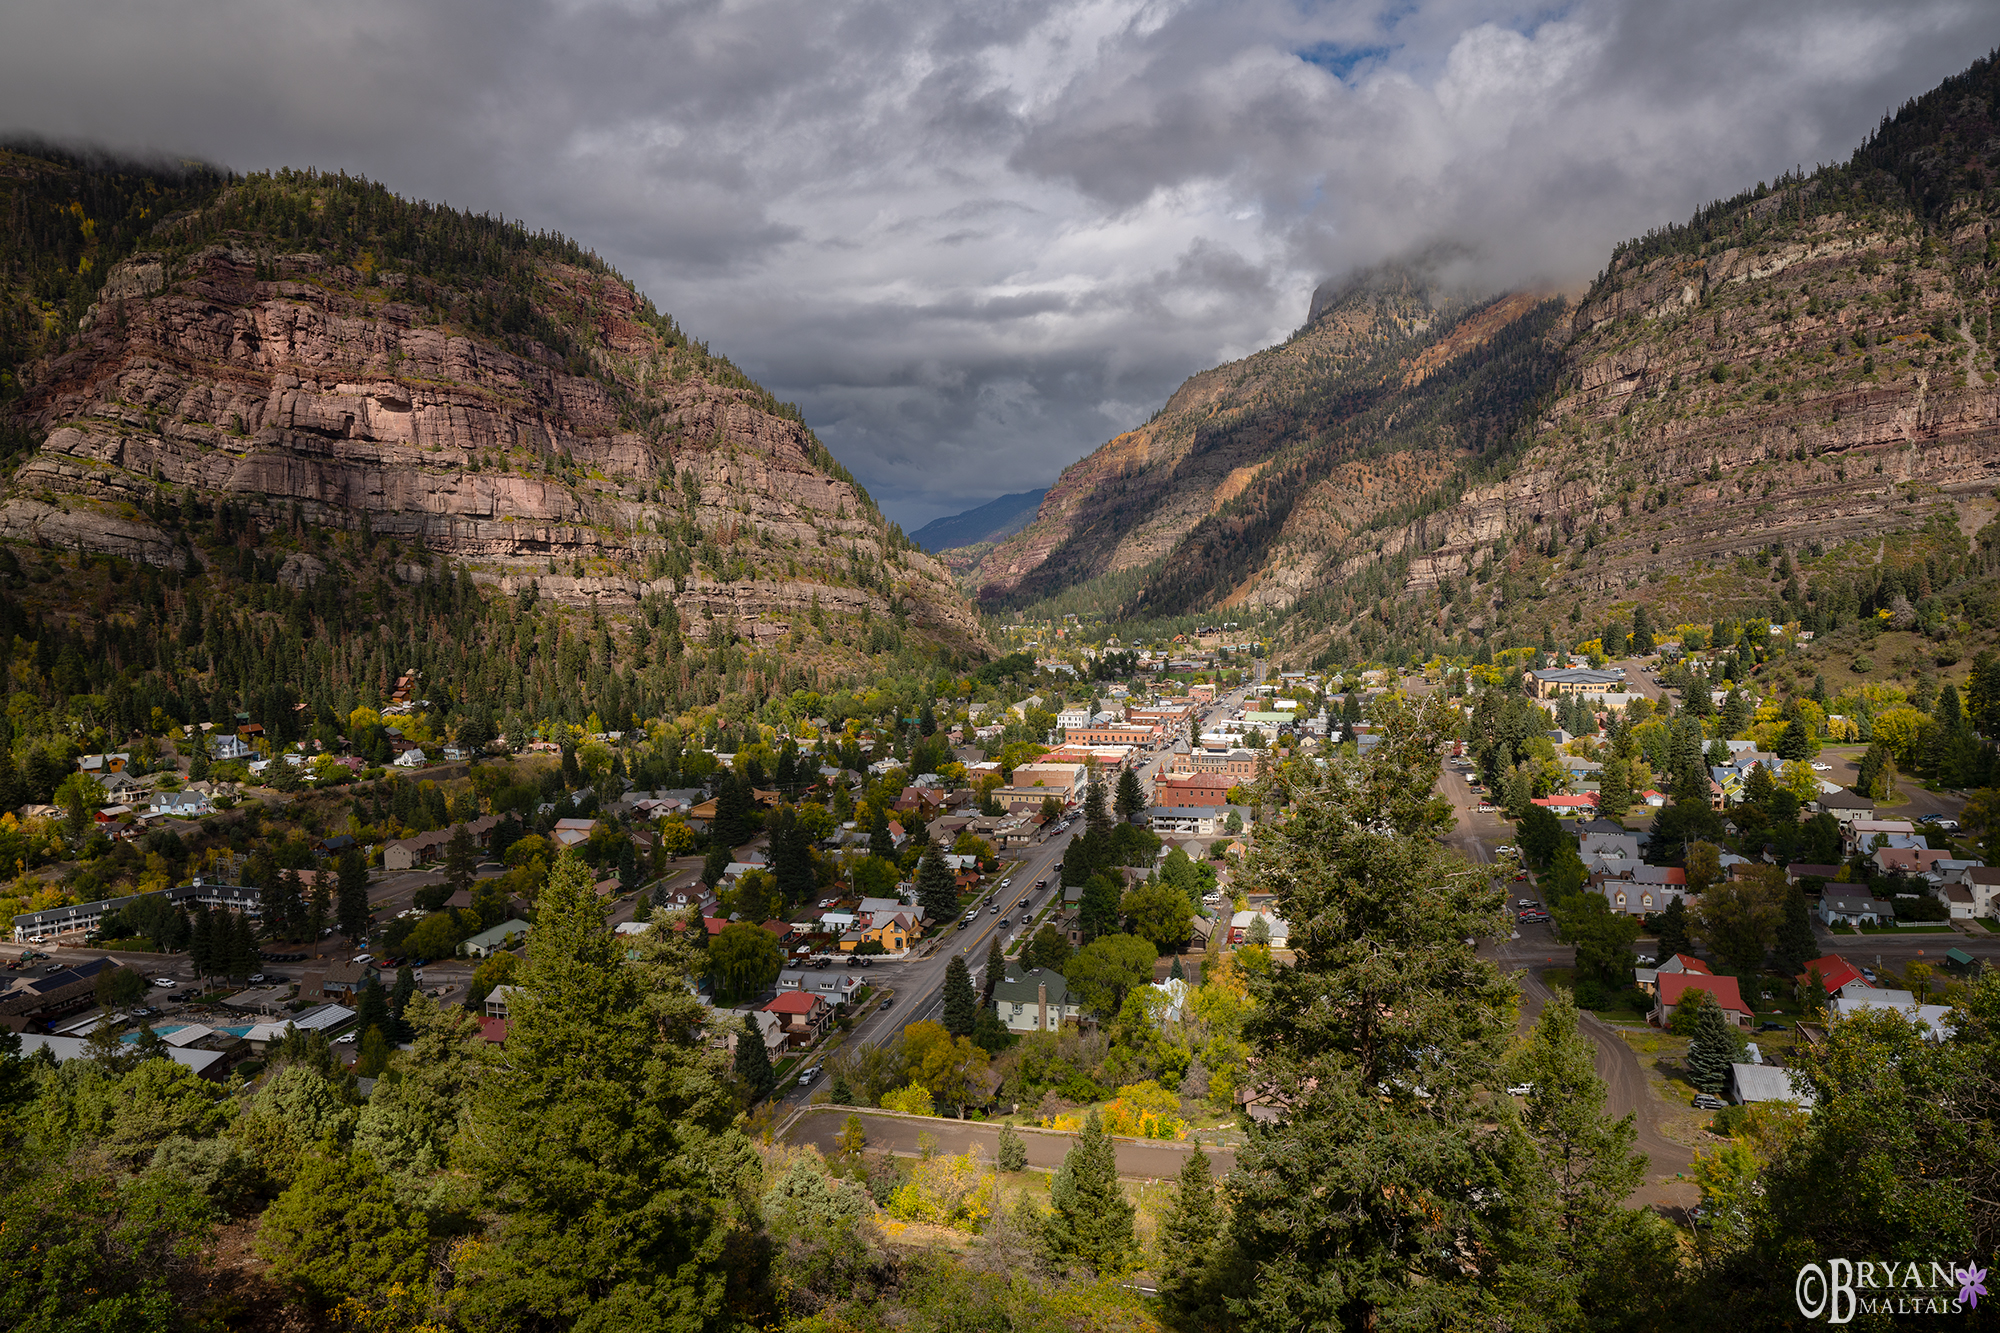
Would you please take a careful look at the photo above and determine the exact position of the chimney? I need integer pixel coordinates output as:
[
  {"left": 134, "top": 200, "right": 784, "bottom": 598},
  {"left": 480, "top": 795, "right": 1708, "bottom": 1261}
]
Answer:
[{"left": 1038, "top": 981, "right": 1048, "bottom": 1031}]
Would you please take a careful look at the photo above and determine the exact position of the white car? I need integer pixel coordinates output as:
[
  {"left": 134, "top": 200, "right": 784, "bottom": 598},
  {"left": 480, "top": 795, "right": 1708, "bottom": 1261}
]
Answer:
[
  {"left": 1506, "top": 1083, "right": 1533, "bottom": 1097},
  {"left": 335, "top": 1032, "right": 358, "bottom": 1044},
  {"left": 152, "top": 977, "right": 178, "bottom": 989},
  {"left": 352, "top": 954, "right": 374, "bottom": 965},
  {"left": 1810, "top": 762, "right": 1831, "bottom": 771}
]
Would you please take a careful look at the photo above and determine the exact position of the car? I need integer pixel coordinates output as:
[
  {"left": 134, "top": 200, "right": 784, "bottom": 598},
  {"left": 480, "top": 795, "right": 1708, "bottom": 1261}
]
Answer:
[
  {"left": 1757, "top": 1021, "right": 1786, "bottom": 1032},
  {"left": 352, "top": 954, "right": 373, "bottom": 965},
  {"left": 1505, "top": 1083, "right": 1533, "bottom": 1097},
  {"left": 880, "top": 997, "right": 893, "bottom": 1008},
  {"left": 335, "top": 1031, "right": 358, "bottom": 1044},
  {"left": 956, "top": 919, "right": 969, "bottom": 930},
  {"left": 1862, "top": 968, "right": 1878, "bottom": 982},
  {"left": 998, "top": 916, "right": 1010, "bottom": 926},
  {"left": 152, "top": 977, "right": 178, "bottom": 989},
  {"left": 1000, "top": 878, "right": 1012, "bottom": 888},
  {"left": 247, "top": 973, "right": 268, "bottom": 984},
  {"left": 1936, "top": 818, "right": 1961, "bottom": 832},
  {"left": 989, "top": 904, "right": 1000, "bottom": 914},
  {"left": 1634, "top": 954, "right": 1655, "bottom": 965},
  {"left": 412, "top": 971, "right": 426, "bottom": 984},
  {"left": 1810, "top": 762, "right": 1831, "bottom": 771},
  {"left": 798, "top": 1066, "right": 821, "bottom": 1086},
  {"left": 1691, "top": 1093, "right": 1727, "bottom": 1110}
]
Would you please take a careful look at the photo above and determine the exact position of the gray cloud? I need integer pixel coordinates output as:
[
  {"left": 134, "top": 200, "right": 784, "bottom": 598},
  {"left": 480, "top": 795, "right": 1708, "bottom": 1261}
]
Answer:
[{"left": 2, "top": 0, "right": 1991, "bottom": 526}]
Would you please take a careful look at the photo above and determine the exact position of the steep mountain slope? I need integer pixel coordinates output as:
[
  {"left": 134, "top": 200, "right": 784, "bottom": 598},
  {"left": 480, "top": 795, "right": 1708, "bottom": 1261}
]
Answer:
[
  {"left": 912, "top": 487, "right": 1045, "bottom": 554},
  {"left": 0, "top": 152, "right": 986, "bottom": 659},
  {"left": 973, "top": 53, "right": 2000, "bottom": 669},
  {"left": 964, "top": 266, "right": 1477, "bottom": 604}
]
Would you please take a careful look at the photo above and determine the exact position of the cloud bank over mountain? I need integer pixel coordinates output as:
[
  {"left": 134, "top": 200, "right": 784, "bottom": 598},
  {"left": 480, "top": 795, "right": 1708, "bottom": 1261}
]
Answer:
[{"left": 3, "top": 0, "right": 1990, "bottom": 524}]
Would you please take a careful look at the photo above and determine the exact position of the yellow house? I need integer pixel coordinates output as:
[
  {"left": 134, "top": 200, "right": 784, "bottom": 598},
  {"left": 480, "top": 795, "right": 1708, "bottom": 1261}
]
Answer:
[{"left": 840, "top": 911, "right": 920, "bottom": 952}]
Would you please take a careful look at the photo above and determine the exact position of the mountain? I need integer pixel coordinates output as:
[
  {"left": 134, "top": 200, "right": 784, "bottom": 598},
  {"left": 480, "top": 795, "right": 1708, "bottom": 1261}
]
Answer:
[
  {"left": 972, "top": 53, "right": 2000, "bottom": 669},
  {"left": 0, "top": 148, "right": 987, "bottom": 662},
  {"left": 965, "top": 264, "right": 1487, "bottom": 605},
  {"left": 912, "top": 487, "right": 1046, "bottom": 554}
]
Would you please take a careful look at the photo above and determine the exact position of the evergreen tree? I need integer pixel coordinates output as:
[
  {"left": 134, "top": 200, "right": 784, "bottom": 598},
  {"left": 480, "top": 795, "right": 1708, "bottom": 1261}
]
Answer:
[
  {"left": 265, "top": 868, "right": 304, "bottom": 942},
  {"left": 1652, "top": 896, "right": 1693, "bottom": 962},
  {"left": 389, "top": 965, "right": 416, "bottom": 1042},
  {"left": 336, "top": 847, "right": 371, "bottom": 945},
  {"left": 1041, "top": 1109, "right": 1136, "bottom": 1275},
  {"left": 1509, "top": 989, "right": 1665, "bottom": 1325},
  {"left": 460, "top": 850, "right": 748, "bottom": 1326},
  {"left": 867, "top": 805, "right": 895, "bottom": 861},
  {"left": 997, "top": 1121, "right": 1027, "bottom": 1172},
  {"left": 1684, "top": 990, "right": 1736, "bottom": 1095},
  {"left": 223, "top": 911, "right": 256, "bottom": 979},
  {"left": 712, "top": 768, "right": 756, "bottom": 849},
  {"left": 356, "top": 1025, "right": 391, "bottom": 1078},
  {"left": 830, "top": 1068, "right": 853, "bottom": 1105},
  {"left": 444, "top": 824, "right": 477, "bottom": 903},
  {"left": 915, "top": 836, "right": 959, "bottom": 930},
  {"left": 307, "top": 872, "right": 331, "bottom": 943},
  {"left": 1083, "top": 771, "right": 1112, "bottom": 839},
  {"left": 1157, "top": 1143, "right": 1225, "bottom": 1324},
  {"left": 1629, "top": 602, "right": 1655, "bottom": 655},
  {"left": 984, "top": 936, "right": 1004, "bottom": 1003},
  {"left": 734, "top": 1018, "right": 775, "bottom": 1102},
  {"left": 1597, "top": 759, "right": 1633, "bottom": 818},
  {"left": 1772, "top": 887, "right": 1817, "bottom": 979},
  {"left": 189, "top": 907, "right": 215, "bottom": 978},
  {"left": 1114, "top": 768, "right": 1146, "bottom": 823},
  {"left": 1228, "top": 695, "right": 1525, "bottom": 1326},
  {"left": 941, "top": 955, "right": 976, "bottom": 1037},
  {"left": 766, "top": 805, "right": 815, "bottom": 907},
  {"left": 354, "top": 976, "right": 392, "bottom": 1045}
]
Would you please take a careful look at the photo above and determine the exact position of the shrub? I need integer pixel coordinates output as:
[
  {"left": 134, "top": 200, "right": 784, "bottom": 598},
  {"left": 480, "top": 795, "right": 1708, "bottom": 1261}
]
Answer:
[{"left": 879, "top": 1084, "right": 935, "bottom": 1116}]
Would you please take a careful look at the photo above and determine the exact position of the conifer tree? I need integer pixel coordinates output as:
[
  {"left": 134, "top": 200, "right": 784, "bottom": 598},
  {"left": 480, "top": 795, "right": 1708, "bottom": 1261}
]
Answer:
[
  {"left": 1772, "top": 887, "right": 1817, "bottom": 979},
  {"left": 1684, "top": 991, "right": 1736, "bottom": 1095},
  {"left": 336, "top": 847, "right": 371, "bottom": 944},
  {"left": 444, "top": 825, "right": 477, "bottom": 903},
  {"left": 868, "top": 805, "right": 895, "bottom": 861},
  {"left": 1157, "top": 1143, "right": 1224, "bottom": 1323},
  {"left": 984, "top": 936, "right": 1005, "bottom": 1003},
  {"left": 389, "top": 965, "right": 416, "bottom": 1042},
  {"left": 1041, "top": 1109, "right": 1136, "bottom": 1275},
  {"left": 941, "top": 955, "right": 976, "bottom": 1037},
  {"left": 460, "top": 849, "right": 748, "bottom": 1326},
  {"left": 733, "top": 1017, "right": 774, "bottom": 1103},
  {"left": 354, "top": 975, "right": 392, "bottom": 1044},
  {"left": 997, "top": 1121, "right": 1027, "bottom": 1172},
  {"left": 1115, "top": 767, "right": 1146, "bottom": 822},
  {"left": 189, "top": 907, "right": 214, "bottom": 978},
  {"left": 916, "top": 836, "right": 959, "bottom": 933},
  {"left": 1652, "top": 896, "right": 1693, "bottom": 962}
]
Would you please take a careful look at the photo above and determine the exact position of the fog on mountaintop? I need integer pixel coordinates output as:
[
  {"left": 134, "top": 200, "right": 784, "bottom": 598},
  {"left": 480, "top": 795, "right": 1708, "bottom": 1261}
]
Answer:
[{"left": 0, "top": 0, "right": 1990, "bottom": 526}]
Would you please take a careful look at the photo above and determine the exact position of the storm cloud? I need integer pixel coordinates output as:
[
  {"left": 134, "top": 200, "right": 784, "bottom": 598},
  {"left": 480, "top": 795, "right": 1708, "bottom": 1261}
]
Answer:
[{"left": 2, "top": 0, "right": 1990, "bottom": 525}]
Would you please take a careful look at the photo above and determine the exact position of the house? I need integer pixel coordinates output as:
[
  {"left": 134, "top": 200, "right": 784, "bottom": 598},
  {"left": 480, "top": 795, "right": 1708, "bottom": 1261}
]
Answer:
[
  {"left": 1872, "top": 846, "right": 1951, "bottom": 877},
  {"left": 1785, "top": 863, "right": 1843, "bottom": 886},
  {"left": 1828, "top": 990, "right": 1958, "bottom": 1038},
  {"left": 392, "top": 747, "right": 428, "bottom": 769},
  {"left": 1531, "top": 794, "right": 1597, "bottom": 815},
  {"left": 1796, "top": 954, "right": 1868, "bottom": 997},
  {"left": 462, "top": 919, "right": 532, "bottom": 958},
  {"left": 776, "top": 969, "right": 864, "bottom": 1006},
  {"left": 484, "top": 984, "right": 525, "bottom": 1019},
  {"left": 992, "top": 968, "right": 1083, "bottom": 1033},
  {"left": 1600, "top": 873, "right": 1692, "bottom": 916},
  {"left": 1819, "top": 895, "right": 1893, "bottom": 928},
  {"left": 1155, "top": 773, "right": 1235, "bottom": 808},
  {"left": 762, "top": 990, "right": 833, "bottom": 1046},
  {"left": 14, "top": 1032, "right": 227, "bottom": 1080},
  {"left": 1653, "top": 972, "right": 1753, "bottom": 1027},
  {"left": 478, "top": 1017, "right": 510, "bottom": 1044},
  {"left": 1844, "top": 819, "right": 1916, "bottom": 856},
  {"left": 148, "top": 790, "right": 212, "bottom": 819},
  {"left": 552, "top": 817, "right": 598, "bottom": 848},
  {"left": 1811, "top": 788, "right": 1876, "bottom": 824},
  {"left": 1939, "top": 884, "right": 1977, "bottom": 920},
  {"left": 1229, "top": 909, "right": 1290, "bottom": 947},
  {"left": 315, "top": 960, "right": 377, "bottom": 1000},
  {"left": 1633, "top": 953, "right": 1712, "bottom": 995},
  {"left": 78, "top": 752, "right": 131, "bottom": 775},
  {"left": 1730, "top": 1062, "right": 1814, "bottom": 1109},
  {"left": 1963, "top": 867, "right": 2000, "bottom": 918},
  {"left": 721, "top": 1007, "right": 789, "bottom": 1060},
  {"left": 209, "top": 733, "right": 254, "bottom": 762}
]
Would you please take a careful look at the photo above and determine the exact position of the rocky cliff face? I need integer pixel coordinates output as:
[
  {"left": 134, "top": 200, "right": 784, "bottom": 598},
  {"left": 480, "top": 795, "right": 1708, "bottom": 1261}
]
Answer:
[
  {"left": 964, "top": 266, "right": 1469, "bottom": 605},
  {"left": 0, "top": 167, "right": 986, "bottom": 658},
  {"left": 964, "top": 55, "right": 2000, "bottom": 662}
]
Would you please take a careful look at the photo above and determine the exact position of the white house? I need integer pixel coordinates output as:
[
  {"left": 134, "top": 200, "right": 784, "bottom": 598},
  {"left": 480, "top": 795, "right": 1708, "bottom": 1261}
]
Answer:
[
  {"left": 393, "top": 747, "right": 428, "bottom": 769},
  {"left": 1819, "top": 895, "right": 1893, "bottom": 928},
  {"left": 992, "top": 968, "right": 1083, "bottom": 1033}
]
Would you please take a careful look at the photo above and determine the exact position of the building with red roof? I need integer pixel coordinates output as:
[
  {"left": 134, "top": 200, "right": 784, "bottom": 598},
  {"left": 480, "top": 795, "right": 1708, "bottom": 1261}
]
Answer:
[
  {"left": 1797, "top": 954, "right": 1868, "bottom": 997},
  {"left": 1653, "top": 972, "right": 1753, "bottom": 1027},
  {"left": 762, "top": 990, "right": 832, "bottom": 1046}
]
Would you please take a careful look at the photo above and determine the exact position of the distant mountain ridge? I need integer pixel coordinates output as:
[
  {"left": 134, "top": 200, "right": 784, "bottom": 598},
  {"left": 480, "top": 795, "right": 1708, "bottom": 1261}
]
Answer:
[{"left": 913, "top": 488, "right": 1047, "bottom": 553}]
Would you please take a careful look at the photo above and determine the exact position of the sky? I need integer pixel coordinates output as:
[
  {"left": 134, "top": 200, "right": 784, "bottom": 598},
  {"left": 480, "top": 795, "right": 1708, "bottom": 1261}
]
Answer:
[{"left": 2, "top": 1, "right": 1992, "bottom": 528}]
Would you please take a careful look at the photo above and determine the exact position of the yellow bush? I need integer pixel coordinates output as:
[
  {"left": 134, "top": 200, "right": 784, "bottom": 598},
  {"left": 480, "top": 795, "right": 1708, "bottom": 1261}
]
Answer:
[
  {"left": 886, "top": 1150, "right": 993, "bottom": 1231},
  {"left": 1043, "top": 1081, "right": 1187, "bottom": 1140},
  {"left": 879, "top": 1084, "right": 935, "bottom": 1116}
]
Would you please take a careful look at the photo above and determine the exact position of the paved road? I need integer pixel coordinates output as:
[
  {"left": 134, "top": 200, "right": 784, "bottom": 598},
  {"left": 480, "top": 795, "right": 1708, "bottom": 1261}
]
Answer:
[{"left": 786, "top": 1105, "right": 1234, "bottom": 1181}]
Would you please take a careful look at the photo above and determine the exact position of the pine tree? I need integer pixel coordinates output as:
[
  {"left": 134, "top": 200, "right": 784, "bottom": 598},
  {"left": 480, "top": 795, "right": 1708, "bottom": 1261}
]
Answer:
[
  {"left": 1114, "top": 768, "right": 1146, "bottom": 823},
  {"left": 868, "top": 805, "right": 894, "bottom": 861},
  {"left": 1597, "top": 759, "right": 1632, "bottom": 818},
  {"left": 1684, "top": 990, "right": 1737, "bottom": 1095},
  {"left": 1157, "top": 1143, "right": 1224, "bottom": 1322},
  {"left": 1630, "top": 602, "right": 1655, "bottom": 655},
  {"left": 997, "top": 1121, "right": 1027, "bottom": 1172},
  {"left": 354, "top": 975, "right": 392, "bottom": 1044},
  {"left": 916, "top": 837, "right": 959, "bottom": 933},
  {"left": 941, "top": 955, "right": 976, "bottom": 1037},
  {"left": 1041, "top": 1109, "right": 1136, "bottom": 1275},
  {"left": 279, "top": 867, "right": 308, "bottom": 940},
  {"left": 389, "top": 965, "right": 416, "bottom": 1042},
  {"left": 444, "top": 824, "right": 477, "bottom": 902},
  {"left": 336, "top": 847, "right": 371, "bottom": 944},
  {"left": 307, "top": 872, "right": 331, "bottom": 943},
  {"left": 1083, "top": 771, "right": 1112, "bottom": 839},
  {"left": 357, "top": 1024, "right": 391, "bottom": 1078},
  {"left": 230, "top": 911, "right": 260, "bottom": 978},
  {"left": 734, "top": 1017, "right": 775, "bottom": 1102},
  {"left": 1653, "top": 896, "right": 1693, "bottom": 962},
  {"left": 1772, "top": 888, "right": 1817, "bottom": 979},
  {"left": 189, "top": 907, "right": 214, "bottom": 978},
  {"left": 984, "top": 936, "right": 1004, "bottom": 1003},
  {"left": 830, "top": 1068, "right": 853, "bottom": 1105}
]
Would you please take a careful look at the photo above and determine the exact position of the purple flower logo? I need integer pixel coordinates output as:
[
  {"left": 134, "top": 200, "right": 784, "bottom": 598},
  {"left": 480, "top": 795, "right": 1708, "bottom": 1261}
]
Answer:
[{"left": 1958, "top": 1265, "right": 1988, "bottom": 1310}]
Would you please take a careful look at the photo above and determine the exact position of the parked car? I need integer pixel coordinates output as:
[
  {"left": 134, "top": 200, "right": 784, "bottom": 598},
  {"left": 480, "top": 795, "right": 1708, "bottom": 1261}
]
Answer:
[
  {"left": 1691, "top": 1093, "right": 1727, "bottom": 1110},
  {"left": 1757, "top": 1021, "right": 1786, "bottom": 1032},
  {"left": 152, "top": 977, "right": 178, "bottom": 989},
  {"left": 247, "top": 973, "right": 268, "bottom": 984},
  {"left": 1505, "top": 1083, "right": 1533, "bottom": 1097},
  {"left": 798, "top": 1066, "right": 821, "bottom": 1086},
  {"left": 352, "top": 954, "right": 374, "bottom": 965},
  {"left": 335, "top": 1031, "right": 358, "bottom": 1044}
]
